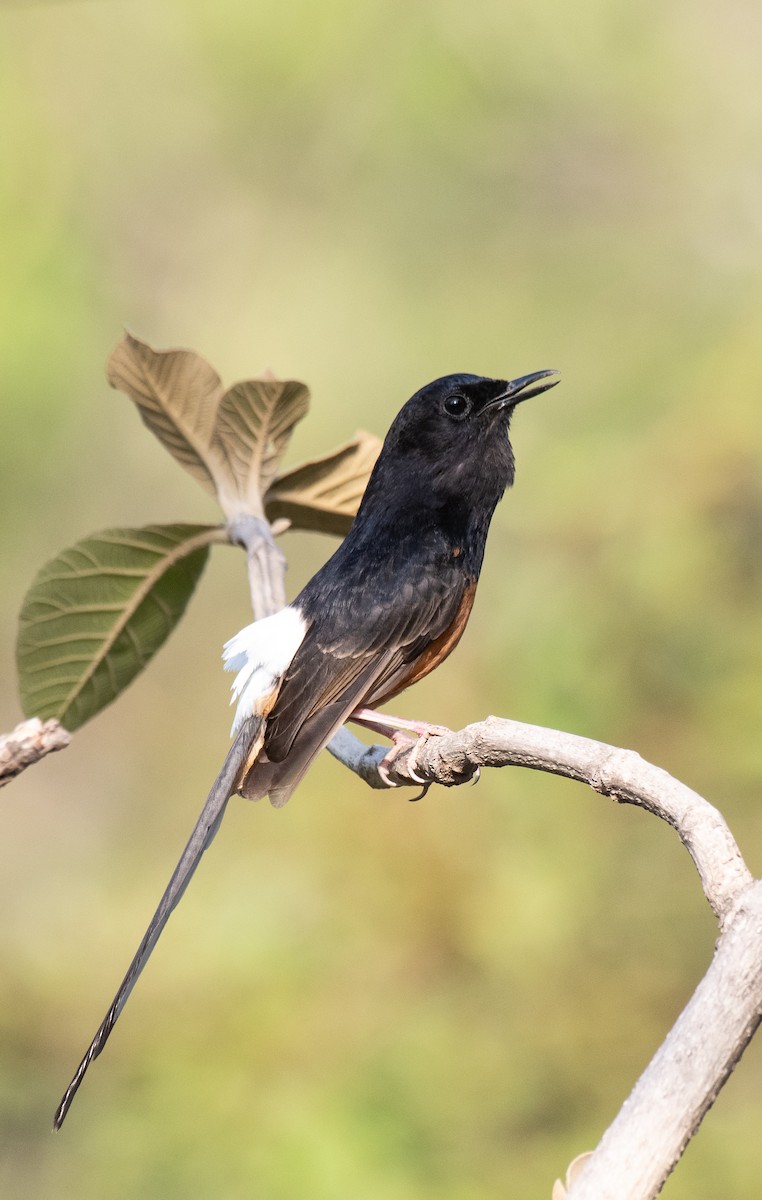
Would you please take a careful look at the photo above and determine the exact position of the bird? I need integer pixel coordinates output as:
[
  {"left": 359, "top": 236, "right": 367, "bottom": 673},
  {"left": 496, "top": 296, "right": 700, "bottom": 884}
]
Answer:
[{"left": 53, "top": 367, "right": 559, "bottom": 1128}]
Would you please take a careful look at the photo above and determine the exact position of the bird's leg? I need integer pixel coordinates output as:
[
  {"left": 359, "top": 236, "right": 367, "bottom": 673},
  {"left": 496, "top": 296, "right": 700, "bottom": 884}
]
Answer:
[
  {"left": 349, "top": 708, "right": 452, "bottom": 790},
  {"left": 350, "top": 707, "right": 450, "bottom": 741},
  {"left": 348, "top": 708, "right": 481, "bottom": 794}
]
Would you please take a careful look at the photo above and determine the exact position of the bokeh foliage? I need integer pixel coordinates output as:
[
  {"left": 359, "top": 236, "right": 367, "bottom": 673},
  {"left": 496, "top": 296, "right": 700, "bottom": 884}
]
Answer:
[{"left": 1, "top": 2, "right": 761, "bottom": 1198}]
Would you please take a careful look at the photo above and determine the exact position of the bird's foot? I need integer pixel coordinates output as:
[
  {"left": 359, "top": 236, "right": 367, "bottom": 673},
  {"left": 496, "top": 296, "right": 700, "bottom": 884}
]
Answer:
[
  {"left": 350, "top": 708, "right": 479, "bottom": 797},
  {"left": 378, "top": 728, "right": 481, "bottom": 797},
  {"left": 372, "top": 723, "right": 451, "bottom": 800}
]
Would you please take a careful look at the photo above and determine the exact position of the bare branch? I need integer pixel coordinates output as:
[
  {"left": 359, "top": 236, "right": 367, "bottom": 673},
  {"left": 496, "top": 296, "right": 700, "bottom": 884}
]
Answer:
[
  {"left": 0, "top": 717, "right": 71, "bottom": 787},
  {"left": 567, "top": 879, "right": 762, "bottom": 1199},
  {"left": 324, "top": 725, "right": 389, "bottom": 778},
  {"left": 334, "top": 716, "right": 754, "bottom": 927},
  {"left": 327, "top": 715, "right": 762, "bottom": 1199},
  {"left": 227, "top": 514, "right": 288, "bottom": 620}
]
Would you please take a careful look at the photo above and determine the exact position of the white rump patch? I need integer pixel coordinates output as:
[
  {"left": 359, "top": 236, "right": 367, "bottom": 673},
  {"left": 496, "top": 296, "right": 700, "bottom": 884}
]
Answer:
[{"left": 223, "top": 605, "right": 308, "bottom": 736}]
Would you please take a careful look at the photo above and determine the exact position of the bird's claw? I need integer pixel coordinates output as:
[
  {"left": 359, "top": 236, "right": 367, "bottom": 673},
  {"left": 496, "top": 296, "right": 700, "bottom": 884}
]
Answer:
[
  {"left": 454, "top": 763, "right": 481, "bottom": 786},
  {"left": 376, "top": 757, "right": 399, "bottom": 788},
  {"left": 377, "top": 724, "right": 451, "bottom": 796},
  {"left": 408, "top": 782, "right": 432, "bottom": 802},
  {"left": 376, "top": 731, "right": 415, "bottom": 788},
  {"left": 406, "top": 731, "right": 437, "bottom": 784}
]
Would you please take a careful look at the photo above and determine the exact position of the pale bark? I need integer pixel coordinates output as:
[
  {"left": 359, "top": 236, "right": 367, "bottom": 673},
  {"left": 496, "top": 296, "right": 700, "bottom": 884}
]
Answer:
[
  {"left": 0, "top": 717, "right": 71, "bottom": 787},
  {"left": 227, "top": 514, "right": 289, "bottom": 620},
  {"left": 328, "top": 716, "right": 762, "bottom": 1199},
  {"left": 330, "top": 717, "right": 753, "bottom": 928}
]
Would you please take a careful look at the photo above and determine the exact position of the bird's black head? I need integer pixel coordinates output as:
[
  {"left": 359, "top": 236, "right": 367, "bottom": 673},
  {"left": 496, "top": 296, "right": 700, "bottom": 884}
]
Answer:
[
  {"left": 342, "top": 368, "right": 558, "bottom": 577},
  {"left": 381, "top": 369, "right": 558, "bottom": 494},
  {"left": 354, "top": 369, "right": 558, "bottom": 550}
]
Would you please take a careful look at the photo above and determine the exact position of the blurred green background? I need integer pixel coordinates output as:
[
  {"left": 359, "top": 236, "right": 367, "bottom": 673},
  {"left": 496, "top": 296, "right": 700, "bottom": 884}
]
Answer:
[{"left": 2, "top": 1, "right": 761, "bottom": 1196}]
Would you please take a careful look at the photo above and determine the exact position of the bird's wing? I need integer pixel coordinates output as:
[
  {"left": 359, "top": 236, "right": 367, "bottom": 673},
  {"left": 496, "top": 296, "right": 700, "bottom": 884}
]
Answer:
[
  {"left": 241, "top": 651, "right": 399, "bottom": 807},
  {"left": 264, "top": 564, "right": 470, "bottom": 763},
  {"left": 251, "top": 568, "right": 473, "bottom": 808},
  {"left": 53, "top": 716, "right": 264, "bottom": 1130}
]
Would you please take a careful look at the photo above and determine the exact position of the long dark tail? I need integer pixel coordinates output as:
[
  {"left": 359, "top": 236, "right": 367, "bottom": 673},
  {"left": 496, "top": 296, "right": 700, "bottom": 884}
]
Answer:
[{"left": 53, "top": 717, "right": 263, "bottom": 1130}]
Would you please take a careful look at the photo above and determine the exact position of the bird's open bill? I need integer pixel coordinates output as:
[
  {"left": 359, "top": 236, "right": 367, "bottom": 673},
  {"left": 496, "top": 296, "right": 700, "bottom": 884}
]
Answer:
[{"left": 490, "top": 369, "right": 560, "bottom": 408}]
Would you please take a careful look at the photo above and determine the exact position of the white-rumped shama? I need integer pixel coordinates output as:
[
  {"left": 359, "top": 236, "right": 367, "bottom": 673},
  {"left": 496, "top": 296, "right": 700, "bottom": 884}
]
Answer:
[{"left": 54, "top": 368, "right": 559, "bottom": 1127}]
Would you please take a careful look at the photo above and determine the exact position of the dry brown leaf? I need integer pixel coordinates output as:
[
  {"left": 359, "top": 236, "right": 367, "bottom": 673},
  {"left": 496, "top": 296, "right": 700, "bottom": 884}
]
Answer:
[
  {"left": 265, "top": 431, "right": 381, "bottom": 536},
  {"left": 108, "top": 334, "right": 313, "bottom": 522},
  {"left": 212, "top": 378, "right": 310, "bottom": 518},
  {"left": 107, "top": 334, "right": 224, "bottom": 496}
]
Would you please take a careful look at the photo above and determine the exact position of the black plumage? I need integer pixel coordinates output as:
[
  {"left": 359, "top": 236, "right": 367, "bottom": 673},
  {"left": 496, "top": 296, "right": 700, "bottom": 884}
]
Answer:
[
  {"left": 54, "top": 367, "right": 558, "bottom": 1128},
  {"left": 258, "top": 371, "right": 553, "bottom": 785}
]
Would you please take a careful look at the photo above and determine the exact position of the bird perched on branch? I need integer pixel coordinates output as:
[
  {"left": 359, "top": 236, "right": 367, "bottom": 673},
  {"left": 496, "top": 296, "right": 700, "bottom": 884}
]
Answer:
[{"left": 55, "top": 368, "right": 559, "bottom": 1128}]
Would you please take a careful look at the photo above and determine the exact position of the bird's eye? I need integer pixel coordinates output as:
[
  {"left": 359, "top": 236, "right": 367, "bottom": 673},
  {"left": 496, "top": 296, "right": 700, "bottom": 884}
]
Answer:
[{"left": 442, "top": 393, "right": 470, "bottom": 420}]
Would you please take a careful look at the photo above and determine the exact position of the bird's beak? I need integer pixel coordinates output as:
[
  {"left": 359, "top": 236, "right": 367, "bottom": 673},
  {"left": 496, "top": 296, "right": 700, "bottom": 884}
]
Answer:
[{"left": 488, "top": 369, "right": 560, "bottom": 410}]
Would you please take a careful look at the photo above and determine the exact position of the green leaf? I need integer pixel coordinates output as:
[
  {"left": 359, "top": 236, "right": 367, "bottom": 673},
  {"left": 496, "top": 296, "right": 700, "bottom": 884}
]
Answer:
[
  {"left": 16, "top": 524, "right": 223, "bottom": 731},
  {"left": 212, "top": 375, "right": 311, "bottom": 519},
  {"left": 265, "top": 431, "right": 381, "bottom": 535}
]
